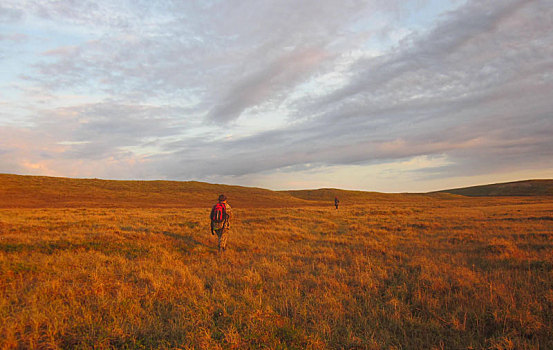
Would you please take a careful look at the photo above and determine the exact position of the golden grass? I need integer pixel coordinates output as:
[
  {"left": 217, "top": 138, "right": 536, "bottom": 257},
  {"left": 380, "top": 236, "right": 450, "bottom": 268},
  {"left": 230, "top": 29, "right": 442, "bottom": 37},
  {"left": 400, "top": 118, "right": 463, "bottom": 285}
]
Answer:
[
  {"left": 1, "top": 194, "right": 552, "bottom": 349},
  {"left": 0, "top": 174, "right": 320, "bottom": 208},
  {"left": 0, "top": 173, "right": 460, "bottom": 209}
]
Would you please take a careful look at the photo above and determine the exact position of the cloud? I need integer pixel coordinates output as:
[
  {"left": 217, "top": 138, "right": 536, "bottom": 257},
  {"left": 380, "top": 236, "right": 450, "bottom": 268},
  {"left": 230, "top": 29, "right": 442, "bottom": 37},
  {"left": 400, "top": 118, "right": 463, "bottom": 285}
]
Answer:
[
  {"left": 0, "top": 101, "right": 187, "bottom": 178},
  {"left": 0, "top": 5, "right": 22, "bottom": 23},
  {"left": 17, "top": 0, "right": 406, "bottom": 104},
  {"left": 0, "top": 0, "right": 552, "bottom": 191},
  {"left": 291, "top": 0, "right": 553, "bottom": 174},
  {"left": 0, "top": 33, "right": 27, "bottom": 42},
  {"left": 206, "top": 47, "right": 329, "bottom": 123},
  {"left": 215, "top": 0, "right": 549, "bottom": 180}
]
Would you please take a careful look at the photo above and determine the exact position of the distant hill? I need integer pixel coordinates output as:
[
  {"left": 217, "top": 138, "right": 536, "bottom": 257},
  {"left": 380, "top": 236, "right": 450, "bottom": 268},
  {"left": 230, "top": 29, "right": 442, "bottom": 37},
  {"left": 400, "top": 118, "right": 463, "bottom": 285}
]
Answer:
[
  {"left": 282, "top": 188, "right": 450, "bottom": 202},
  {"left": 437, "top": 180, "right": 553, "bottom": 197},
  {"left": 285, "top": 188, "right": 382, "bottom": 201},
  {"left": 4, "top": 174, "right": 431, "bottom": 208},
  {"left": 0, "top": 173, "right": 452, "bottom": 209},
  {"left": 2, "top": 174, "right": 549, "bottom": 208},
  {"left": 0, "top": 174, "right": 317, "bottom": 208}
]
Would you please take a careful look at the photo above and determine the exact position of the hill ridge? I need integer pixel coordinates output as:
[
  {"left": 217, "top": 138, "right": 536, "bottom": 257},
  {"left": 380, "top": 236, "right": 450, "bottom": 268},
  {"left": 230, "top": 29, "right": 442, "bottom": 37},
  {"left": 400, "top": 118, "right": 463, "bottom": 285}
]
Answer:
[
  {"left": 1, "top": 174, "right": 551, "bottom": 208},
  {"left": 0, "top": 173, "right": 312, "bottom": 208},
  {"left": 436, "top": 179, "right": 553, "bottom": 197}
]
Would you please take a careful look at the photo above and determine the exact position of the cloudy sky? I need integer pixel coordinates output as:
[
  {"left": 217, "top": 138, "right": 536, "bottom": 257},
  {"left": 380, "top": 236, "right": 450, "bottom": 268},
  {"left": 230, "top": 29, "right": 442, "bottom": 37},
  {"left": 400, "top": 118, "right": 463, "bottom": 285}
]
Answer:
[{"left": 0, "top": 0, "right": 552, "bottom": 192}]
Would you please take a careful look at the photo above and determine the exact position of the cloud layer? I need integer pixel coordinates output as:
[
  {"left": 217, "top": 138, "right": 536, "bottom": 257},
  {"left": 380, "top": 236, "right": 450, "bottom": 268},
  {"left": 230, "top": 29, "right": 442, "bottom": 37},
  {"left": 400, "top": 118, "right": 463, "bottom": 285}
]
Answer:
[{"left": 1, "top": 0, "right": 552, "bottom": 191}]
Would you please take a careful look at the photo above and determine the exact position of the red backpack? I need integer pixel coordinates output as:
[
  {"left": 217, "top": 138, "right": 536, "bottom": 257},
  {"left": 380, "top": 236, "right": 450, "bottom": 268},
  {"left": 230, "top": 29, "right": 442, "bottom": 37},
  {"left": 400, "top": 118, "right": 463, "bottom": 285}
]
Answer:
[{"left": 210, "top": 202, "right": 227, "bottom": 223}]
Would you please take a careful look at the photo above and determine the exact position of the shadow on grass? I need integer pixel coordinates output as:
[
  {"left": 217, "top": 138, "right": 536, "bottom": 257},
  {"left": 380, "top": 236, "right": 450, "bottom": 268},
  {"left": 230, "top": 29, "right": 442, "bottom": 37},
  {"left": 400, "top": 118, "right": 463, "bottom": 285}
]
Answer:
[
  {"left": 161, "top": 230, "right": 216, "bottom": 253},
  {"left": 469, "top": 255, "right": 553, "bottom": 272},
  {"left": 0, "top": 240, "right": 149, "bottom": 259}
]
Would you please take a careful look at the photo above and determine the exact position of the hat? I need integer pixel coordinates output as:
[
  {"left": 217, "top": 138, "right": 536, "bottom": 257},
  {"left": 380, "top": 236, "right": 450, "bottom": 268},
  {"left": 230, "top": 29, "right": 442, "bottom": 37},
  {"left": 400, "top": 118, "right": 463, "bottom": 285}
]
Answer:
[{"left": 218, "top": 194, "right": 227, "bottom": 202}]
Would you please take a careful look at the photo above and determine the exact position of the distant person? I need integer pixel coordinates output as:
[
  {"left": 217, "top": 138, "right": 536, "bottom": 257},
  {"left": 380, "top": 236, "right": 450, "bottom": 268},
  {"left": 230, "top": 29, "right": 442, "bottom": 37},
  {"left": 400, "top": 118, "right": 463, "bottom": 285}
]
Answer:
[
  {"left": 210, "top": 194, "right": 232, "bottom": 253},
  {"left": 334, "top": 196, "right": 339, "bottom": 210}
]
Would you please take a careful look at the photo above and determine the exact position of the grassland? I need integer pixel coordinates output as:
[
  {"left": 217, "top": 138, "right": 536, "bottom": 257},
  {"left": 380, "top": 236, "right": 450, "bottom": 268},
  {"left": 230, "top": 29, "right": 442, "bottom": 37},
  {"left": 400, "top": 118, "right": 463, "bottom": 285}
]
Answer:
[
  {"left": 0, "top": 174, "right": 317, "bottom": 208},
  {"left": 1, "top": 175, "right": 553, "bottom": 349},
  {"left": 436, "top": 179, "right": 553, "bottom": 197}
]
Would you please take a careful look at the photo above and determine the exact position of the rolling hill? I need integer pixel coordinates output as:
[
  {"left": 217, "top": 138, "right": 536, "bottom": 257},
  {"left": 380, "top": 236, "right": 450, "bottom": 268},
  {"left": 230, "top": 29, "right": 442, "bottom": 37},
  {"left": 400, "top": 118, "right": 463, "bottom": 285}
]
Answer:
[
  {"left": 1, "top": 174, "right": 553, "bottom": 348},
  {"left": 283, "top": 187, "right": 454, "bottom": 202},
  {"left": 1, "top": 174, "right": 432, "bottom": 208},
  {"left": 1, "top": 174, "right": 551, "bottom": 208},
  {"left": 437, "top": 179, "right": 553, "bottom": 197},
  {"left": 0, "top": 173, "right": 315, "bottom": 208}
]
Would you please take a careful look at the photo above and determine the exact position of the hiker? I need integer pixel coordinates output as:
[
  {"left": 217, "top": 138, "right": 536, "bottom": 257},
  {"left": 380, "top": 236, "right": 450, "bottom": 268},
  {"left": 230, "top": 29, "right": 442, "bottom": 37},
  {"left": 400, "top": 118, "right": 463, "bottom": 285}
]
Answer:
[
  {"left": 210, "top": 194, "right": 232, "bottom": 252},
  {"left": 334, "top": 196, "right": 339, "bottom": 210}
]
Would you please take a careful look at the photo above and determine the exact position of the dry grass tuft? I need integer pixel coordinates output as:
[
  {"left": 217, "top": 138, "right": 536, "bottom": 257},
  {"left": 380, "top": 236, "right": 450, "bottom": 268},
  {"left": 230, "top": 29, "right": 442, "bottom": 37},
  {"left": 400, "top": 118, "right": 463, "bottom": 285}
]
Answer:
[{"left": 485, "top": 238, "right": 525, "bottom": 259}]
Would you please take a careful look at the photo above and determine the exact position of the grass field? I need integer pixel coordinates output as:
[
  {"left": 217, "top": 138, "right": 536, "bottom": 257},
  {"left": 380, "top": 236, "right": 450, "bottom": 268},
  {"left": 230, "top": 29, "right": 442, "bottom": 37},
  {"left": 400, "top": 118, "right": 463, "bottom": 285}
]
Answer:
[{"left": 1, "top": 175, "right": 553, "bottom": 349}]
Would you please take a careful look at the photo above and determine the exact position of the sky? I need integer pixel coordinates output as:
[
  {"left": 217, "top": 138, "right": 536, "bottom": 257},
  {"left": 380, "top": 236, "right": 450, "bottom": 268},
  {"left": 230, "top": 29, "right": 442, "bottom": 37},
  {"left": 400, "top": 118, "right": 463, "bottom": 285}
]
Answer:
[{"left": 0, "top": 0, "right": 552, "bottom": 192}]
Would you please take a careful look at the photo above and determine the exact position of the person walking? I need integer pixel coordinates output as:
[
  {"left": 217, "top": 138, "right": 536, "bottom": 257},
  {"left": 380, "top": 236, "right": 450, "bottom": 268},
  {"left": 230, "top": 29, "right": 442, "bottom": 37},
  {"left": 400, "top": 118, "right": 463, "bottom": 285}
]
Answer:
[
  {"left": 210, "top": 194, "right": 232, "bottom": 253},
  {"left": 334, "top": 196, "right": 339, "bottom": 210}
]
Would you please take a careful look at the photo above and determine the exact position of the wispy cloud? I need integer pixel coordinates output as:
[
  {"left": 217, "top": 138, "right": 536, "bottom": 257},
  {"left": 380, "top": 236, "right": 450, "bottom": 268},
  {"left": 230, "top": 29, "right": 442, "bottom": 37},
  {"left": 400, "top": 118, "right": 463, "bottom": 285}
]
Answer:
[{"left": 0, "top": 0, "right": 551, "bottom": 191}]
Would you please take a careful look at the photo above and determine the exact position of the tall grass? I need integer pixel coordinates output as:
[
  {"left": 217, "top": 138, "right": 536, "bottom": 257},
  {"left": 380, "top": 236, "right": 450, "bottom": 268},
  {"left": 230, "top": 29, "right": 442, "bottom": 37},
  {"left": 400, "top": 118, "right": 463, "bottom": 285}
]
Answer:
[{"left": 1, "top": 197, "right": 552, "bottom": 349}]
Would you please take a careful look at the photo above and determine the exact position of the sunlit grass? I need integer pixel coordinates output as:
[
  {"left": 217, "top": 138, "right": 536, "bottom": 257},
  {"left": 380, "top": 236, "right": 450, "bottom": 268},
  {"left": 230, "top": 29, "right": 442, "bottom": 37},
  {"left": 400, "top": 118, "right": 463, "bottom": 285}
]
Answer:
[{"left": 1, "top": 197, "right": 552, "bottom": 349}]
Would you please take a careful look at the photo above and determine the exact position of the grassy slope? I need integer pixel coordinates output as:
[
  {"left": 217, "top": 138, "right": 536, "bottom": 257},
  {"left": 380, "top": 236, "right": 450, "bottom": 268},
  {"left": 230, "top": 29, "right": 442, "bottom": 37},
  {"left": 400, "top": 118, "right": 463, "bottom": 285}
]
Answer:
[
  {"left": 1, "top": 199, "right": 552, "bottom": 349},
  {"left": 1, "top": 174, "right": 553, "bottom": 348},
  {"left": 0, "top": 174, "right": 463, "bottom": 209},
  {"left": 2, "top": 174, "right": 551, "bottom": 209},
  {"left": 284, "top": 187, "right": 456, "bottom": 202},
  {"left": 437, "top": 179, "right": 553, "bottom": 197},
  {"left": 0, "top": 174, "right": 320, "bottom": 208}
]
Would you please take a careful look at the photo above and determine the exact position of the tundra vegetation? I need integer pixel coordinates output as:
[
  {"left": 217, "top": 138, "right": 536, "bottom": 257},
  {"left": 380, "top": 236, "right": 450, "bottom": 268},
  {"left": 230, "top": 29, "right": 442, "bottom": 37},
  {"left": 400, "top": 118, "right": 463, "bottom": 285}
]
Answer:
[{"left": 0, "top": 175, "right": 552, "bottom": 349}]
